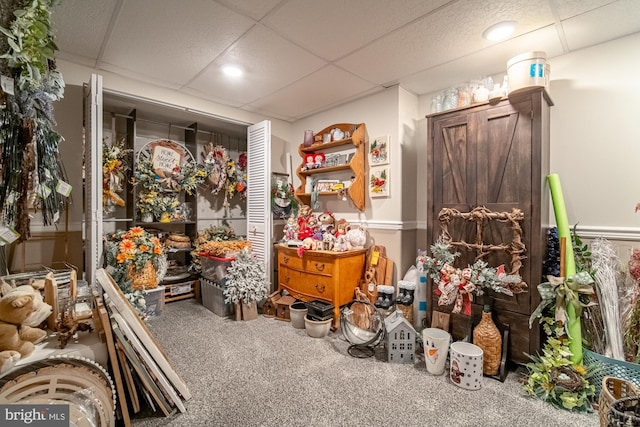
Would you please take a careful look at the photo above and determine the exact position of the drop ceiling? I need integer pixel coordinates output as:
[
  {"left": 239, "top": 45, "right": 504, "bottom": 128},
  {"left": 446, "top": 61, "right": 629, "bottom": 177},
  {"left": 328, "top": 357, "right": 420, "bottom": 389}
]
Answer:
[{"left": 52, "top": 0, "right": 640, "bottom": 123}]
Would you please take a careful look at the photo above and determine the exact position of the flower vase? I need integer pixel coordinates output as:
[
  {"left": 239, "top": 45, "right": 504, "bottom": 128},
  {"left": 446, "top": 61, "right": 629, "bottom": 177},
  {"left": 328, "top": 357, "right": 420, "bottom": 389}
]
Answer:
[
  {"left": 159, "top": 212, "right": 171, "bottom": 223},
  {"left": 473, "top": 305, "right": 502, "bottom": 376},
  {"left": 141, "top": 212, "right": 154, "bottom": 223}
]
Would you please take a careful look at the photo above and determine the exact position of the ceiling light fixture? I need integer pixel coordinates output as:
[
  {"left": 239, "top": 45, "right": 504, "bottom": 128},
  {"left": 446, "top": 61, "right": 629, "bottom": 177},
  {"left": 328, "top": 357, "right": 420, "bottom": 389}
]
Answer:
[
  {"left": 483, "top": 21, "right": 517, "bottom": 41},
  {"left": 222, "top": 64, "right": 243, "bottom": 77}
]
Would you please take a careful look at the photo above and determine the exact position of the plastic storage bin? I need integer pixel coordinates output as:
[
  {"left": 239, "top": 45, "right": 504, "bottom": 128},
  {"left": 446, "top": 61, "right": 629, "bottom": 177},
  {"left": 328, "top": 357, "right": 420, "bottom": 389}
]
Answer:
[
  {"left": 144, "top": 285, "right": 165, "bottom": 316},
  {"left": 507, "top": 51, "right": 548, "bottom": 95},
  {"left": 200, "top": 254, "right": 235, "bottom": 283}
]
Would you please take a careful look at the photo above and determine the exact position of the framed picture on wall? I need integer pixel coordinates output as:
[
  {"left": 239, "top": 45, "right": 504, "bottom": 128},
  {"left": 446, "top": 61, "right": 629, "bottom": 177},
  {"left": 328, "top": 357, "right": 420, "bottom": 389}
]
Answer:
[
  {"left": 369, "top": 135, "right": 389, "bottom": 165},
  {"left": 369, "top": 166, "right": 389, "bottom": 197}
]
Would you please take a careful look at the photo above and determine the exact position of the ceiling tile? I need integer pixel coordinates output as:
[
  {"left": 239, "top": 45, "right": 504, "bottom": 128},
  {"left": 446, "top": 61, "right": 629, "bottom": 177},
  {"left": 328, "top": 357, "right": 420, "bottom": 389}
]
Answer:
[
  {"left": 561, "top": 0, "right": 640, "bottom": 51},
  {"left": 552, "top": 0, "right": 617, "bottom": 20},
  {"left": 186, "top": 25, "right": 327, "bottom": 105},
  {"left": 399, "top": 26, "right": 564, "bottom": 96},
  {"left": 214, "top": 0, "right": 283, "bottom": 21},
  {"left": 101, "top": 0, "right": 255, "bottom": 85},
  {"left": 261, "top": 0, "right": 450, "bottom": 60},
  {"left": 245, "top": 66, "right": 376, "bottom": 119},
  {"left": 52, "top": 0, "right": 120, "bottom": 61},
  {"left": 337, "top": 0, "right": 556, "bottom": 85}
]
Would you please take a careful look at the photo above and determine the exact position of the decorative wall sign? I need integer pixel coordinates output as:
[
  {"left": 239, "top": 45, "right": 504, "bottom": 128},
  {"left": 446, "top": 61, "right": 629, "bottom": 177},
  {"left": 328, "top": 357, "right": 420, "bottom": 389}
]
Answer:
[
  {"left": 369, "top": 135, "right": 389, "bottom": 165},
  {"left": 369, "top": 166, "right": 389, "bottom": 197}
]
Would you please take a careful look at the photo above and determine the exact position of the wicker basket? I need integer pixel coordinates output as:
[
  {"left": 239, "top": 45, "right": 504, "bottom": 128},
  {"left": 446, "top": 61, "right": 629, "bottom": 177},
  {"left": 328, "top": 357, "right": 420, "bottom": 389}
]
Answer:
[
  {"left": 397, "top": 304, "right": 413, "bottom": 326},
  {"left": 127, "top": 261, "right": 158, "bottom": 290},
  {"left": 583, "top": 349, "right": 640, "bottom": 399},
  {"left": 607, "top": 397, "right": 640, "bottom": 427},
  {"left": 599, "top": 377, "right": 638, "bottom": 427}
]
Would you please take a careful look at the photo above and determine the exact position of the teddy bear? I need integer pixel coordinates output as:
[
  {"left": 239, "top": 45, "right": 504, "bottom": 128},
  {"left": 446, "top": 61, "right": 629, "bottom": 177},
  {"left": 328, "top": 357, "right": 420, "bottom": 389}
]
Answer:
[
  {"left": 318, "top": 211, "right": 335, "bottom": 235},
  {"left": 0, "top": 280, "right": 52, "bottom": 373}
]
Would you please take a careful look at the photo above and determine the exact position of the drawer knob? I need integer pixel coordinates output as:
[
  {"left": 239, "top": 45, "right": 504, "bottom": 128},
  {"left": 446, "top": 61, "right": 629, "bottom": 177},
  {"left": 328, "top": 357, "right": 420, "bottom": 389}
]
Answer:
[
  {"left": 314, "top": 262, "right": 325, "bottom": 271},
  {"left": 315, "top": 283, "right": 325, "bottom": 293},
  {"left": 283, "top": 275, "right": 290, "bottom": 283},
  {"left": 283, "top": 256, "right": 290, "bottom": 264}
]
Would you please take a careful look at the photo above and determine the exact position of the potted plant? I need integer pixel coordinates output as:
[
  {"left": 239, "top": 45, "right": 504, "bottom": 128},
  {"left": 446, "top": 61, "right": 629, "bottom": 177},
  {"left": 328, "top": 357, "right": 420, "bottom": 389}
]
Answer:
[
  {"left": 104, "top": 227, "right": 166, "bottom": 319},
  {"left": 223, "top": 249, "right": 269, "bottom": 321}
]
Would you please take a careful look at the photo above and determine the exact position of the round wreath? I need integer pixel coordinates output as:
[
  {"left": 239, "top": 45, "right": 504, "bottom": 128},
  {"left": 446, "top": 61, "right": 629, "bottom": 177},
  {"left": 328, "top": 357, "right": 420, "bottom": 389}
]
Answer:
[{"left": 201, "top": 143, "right": 228, "bottom": 195}]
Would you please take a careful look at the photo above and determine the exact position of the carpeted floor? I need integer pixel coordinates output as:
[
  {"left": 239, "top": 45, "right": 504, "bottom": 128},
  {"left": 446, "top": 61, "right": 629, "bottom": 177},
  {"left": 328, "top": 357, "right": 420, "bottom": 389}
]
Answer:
[{"left": 131, "top": 299, "right": 599, "bottom": 427}]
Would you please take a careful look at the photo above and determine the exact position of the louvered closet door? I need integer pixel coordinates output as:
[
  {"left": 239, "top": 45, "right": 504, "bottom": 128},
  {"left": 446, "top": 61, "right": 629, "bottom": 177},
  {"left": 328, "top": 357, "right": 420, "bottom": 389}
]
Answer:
[
  {"left": 476, "top": 99, "right": 533, "bottom": 315},
  {"left": 84, "top": 73, "right": 103, "bottom": 286},
  {"left": 246, "top": 120, "right": 271, "bottom": 273}
]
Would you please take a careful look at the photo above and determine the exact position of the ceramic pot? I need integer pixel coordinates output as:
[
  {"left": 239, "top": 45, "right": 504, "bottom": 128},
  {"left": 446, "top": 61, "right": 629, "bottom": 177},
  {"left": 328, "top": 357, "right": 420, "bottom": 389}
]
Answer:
[
  {"left": 290, "top": 302, "right": 308, "bottom": 329},
  {"left": 141, "top": 212, "right": 154, "bottom": 223},
  {"left": 304, "top": 314, "right": 331, "bottom": 338},
  {"left": 423, "top": 328, "right": 451, "bottom": 375},
  {"left": 450, "top": 342, "right": 483, "bottom": 390}
]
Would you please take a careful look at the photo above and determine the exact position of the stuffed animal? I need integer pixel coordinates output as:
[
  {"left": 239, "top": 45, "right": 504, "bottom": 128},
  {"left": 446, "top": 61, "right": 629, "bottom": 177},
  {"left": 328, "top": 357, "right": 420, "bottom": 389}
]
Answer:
[
  {"left": 333, "top": 218, "right": 349, "bottom": 237},
  {"left": 0, "top": 280, "right": 52, "bottom": 373},
  {"left": 318, "top": 211, "right": 335, "bottom": 235}
]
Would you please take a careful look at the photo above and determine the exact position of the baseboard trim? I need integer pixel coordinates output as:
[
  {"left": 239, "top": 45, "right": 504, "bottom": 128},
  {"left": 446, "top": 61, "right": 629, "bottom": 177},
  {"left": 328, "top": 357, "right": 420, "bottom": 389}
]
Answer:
[{"left": 574, "top": 225, "right": 640, "bottom": 242}]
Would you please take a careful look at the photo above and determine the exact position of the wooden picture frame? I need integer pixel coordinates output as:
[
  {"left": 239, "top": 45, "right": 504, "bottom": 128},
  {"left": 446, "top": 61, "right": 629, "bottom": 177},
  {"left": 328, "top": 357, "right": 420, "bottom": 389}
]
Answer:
[
  {"left": 96, "top": 268, "right": 191, "bottom": 400},
  {"left": 110, "top": 309, "right": 186, "bottom": 413},
  {"left": 369, "top": 135, "right": 389, "bottom": 165},
  {"left": 112, "top": 324, "right": 174, "bottom": 416},
  {"left": 369, "top": 166, "right": 389, "bottom": 197}
]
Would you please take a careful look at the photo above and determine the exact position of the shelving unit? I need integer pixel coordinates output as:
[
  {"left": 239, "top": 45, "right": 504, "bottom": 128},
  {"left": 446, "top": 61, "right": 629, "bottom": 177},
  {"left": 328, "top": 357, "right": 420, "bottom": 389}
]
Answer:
[{"left": 295, "top": 123, "right": 367, "bottom": 211}]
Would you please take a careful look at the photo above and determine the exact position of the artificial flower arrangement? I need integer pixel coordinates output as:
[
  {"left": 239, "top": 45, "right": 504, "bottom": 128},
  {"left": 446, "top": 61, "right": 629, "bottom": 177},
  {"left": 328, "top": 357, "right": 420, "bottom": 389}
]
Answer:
[
  {"left": 201, "top": 143, "right": 228, "bottom": 195},
  {"left": 190, "top": 224, "right": 250, "bottom": 273},
  {"left": 523, "top": 227, "right": 597, "bottom": 413},
  {"left": 104, "top": 227, "right": 164, "bottom": 293},
  {"left": 102, "top": 136, "right": 132, "bottom": 214},
  {"left": 136, "top": 190, "right": 180, "bottom": 221},
  {"left": 133, "top": 158, "right": 208, "bottom": 195},
  {"left": 418, "top": 234, "right": 525, "bottom": 315},
  {"left": 271, "top": 176, "right": 298, "bottom": 219}
]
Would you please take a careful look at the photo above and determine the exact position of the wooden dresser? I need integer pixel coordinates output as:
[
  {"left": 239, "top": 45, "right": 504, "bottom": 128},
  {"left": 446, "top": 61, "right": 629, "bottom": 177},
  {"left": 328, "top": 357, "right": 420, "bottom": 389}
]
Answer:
[{"left": 275, "top": 245, "right": 366, "bottom": 329}]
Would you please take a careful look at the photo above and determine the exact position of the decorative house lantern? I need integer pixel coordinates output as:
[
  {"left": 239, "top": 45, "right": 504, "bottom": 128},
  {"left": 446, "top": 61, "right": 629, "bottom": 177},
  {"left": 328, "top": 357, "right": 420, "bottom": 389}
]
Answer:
[{"left": 384, "top": 310, "right": 416, "bottom": 364}]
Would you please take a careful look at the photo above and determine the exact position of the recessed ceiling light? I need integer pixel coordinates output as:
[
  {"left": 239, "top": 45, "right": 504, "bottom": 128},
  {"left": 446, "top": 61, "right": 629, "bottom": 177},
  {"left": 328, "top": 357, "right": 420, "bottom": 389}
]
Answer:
[
  {"left": 222, "top": 64, "right": 243, "bottom": 77},
  {"left": 483, "top": 21, "right": 517, "bottom": 41}
]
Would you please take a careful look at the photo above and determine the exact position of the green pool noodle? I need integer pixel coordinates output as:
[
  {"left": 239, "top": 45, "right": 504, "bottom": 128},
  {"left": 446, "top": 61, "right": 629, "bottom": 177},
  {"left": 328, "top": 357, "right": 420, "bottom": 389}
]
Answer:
[{"left": 547, "top": 173, "right": 582, "bottom": 364}]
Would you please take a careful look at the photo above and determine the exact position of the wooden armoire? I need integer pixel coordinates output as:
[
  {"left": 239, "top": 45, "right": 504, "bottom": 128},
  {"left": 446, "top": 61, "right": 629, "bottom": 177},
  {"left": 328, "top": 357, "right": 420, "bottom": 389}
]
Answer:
[{"left": 426, "top": 87, "right": 553, "bottom": 364}]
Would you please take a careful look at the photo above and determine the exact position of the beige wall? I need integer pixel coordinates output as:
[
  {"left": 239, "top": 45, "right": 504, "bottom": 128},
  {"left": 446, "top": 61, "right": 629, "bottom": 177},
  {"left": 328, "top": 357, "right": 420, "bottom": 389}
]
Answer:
[
  {"left": 32, "top": 32, "right": 639, "bottom": 278},
  {"left": 417, "top": 31, "right": 640, "bottom": 249}
]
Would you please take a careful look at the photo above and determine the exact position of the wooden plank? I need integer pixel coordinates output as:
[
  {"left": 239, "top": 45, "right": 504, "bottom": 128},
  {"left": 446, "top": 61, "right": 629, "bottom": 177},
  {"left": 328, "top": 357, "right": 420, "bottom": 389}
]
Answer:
[
  {"left": 110, "top": 310, "right": 186, "bottom": 413},
  {"left": 94, "top": 298, "right": 131, "bottom": 427},
  {"left": 96, "top": 268, "right": 191, "bottom": 400},
  {"left": 116, "top": 344, "right": 141, "bottom": 414},
  {"left": 43, "top": 273, "right": 58, "bottom": 330},
  {"left": 112, "top": 325, "right": 173, "bottom": 417},
  {"left": 384, "top": 258, "right": 394, "bottom": 286}
]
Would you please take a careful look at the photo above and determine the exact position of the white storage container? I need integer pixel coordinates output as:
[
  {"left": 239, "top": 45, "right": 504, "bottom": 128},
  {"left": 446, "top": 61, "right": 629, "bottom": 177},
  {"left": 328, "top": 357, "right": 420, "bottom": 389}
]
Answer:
[{"left": 507, "top": 51, "right": 548, "bottom": 95}]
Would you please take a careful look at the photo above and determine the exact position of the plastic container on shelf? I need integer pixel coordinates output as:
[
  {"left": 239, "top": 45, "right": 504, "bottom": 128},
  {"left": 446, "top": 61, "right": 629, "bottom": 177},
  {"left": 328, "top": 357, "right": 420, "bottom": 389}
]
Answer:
[
  {"left": 200, "top": 254, "right": 235, "bottom": 283},
  {"left": 144, "top": 286, "right": 165, "bottom": 316},
  {"left": 507, "top": 51, "right": 548, "bottom": 95}
]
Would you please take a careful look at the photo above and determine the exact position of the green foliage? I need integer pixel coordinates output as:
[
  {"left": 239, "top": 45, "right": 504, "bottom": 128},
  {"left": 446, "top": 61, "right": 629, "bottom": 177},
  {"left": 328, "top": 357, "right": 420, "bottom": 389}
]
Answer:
[
  {"left": 0, "top": 0, "right": 63, "bottom": 96},
  {"left": 571, "top": 225, "right": 595, "bottom": 277},
  {"left": 223, "top": 250, "right": 269, "bottom": 305},
  {"left": 523, "top": 316, "right": 596, "bottom": 412}
]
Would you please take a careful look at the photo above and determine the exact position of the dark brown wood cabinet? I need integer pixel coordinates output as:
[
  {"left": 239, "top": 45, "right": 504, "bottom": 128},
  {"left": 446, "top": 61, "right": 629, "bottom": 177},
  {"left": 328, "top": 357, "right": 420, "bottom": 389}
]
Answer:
[{"left": 426, "top": 88, "right": 553, "bottom": 363}]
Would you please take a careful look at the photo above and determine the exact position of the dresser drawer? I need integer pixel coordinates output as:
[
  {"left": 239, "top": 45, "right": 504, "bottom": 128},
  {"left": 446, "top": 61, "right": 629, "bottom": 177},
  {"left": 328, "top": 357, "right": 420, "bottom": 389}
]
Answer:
[
  {"left": 279, "top": 252, "right": 335, "bottom": 275},
  {"left": 278, "top": 266, "right": 334, "bottom": 300}
]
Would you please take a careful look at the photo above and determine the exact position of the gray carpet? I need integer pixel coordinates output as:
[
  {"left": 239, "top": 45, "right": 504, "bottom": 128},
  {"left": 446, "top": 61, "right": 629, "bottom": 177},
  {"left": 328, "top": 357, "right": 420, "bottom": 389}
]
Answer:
[{"left": 132, "top": 299, "right": 599, "bottom": 427}]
